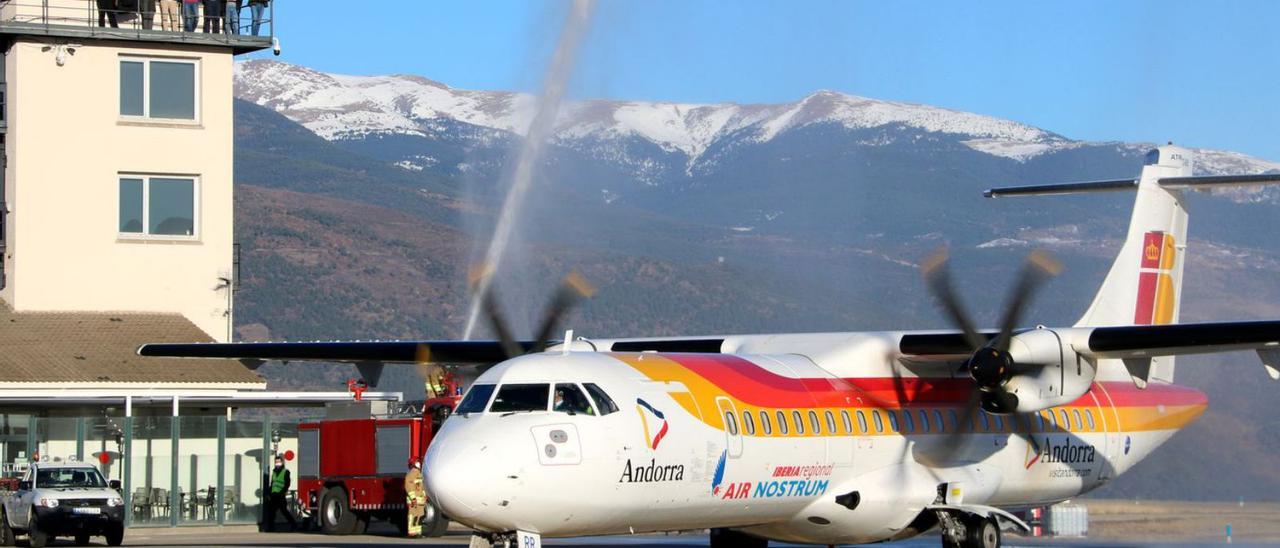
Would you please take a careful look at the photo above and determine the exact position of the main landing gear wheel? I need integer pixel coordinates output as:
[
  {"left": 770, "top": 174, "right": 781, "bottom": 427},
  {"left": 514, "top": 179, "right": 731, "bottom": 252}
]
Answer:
[
  {"left": 963, "top": 515, "right": 1000, "bottom": 548},
  {"left": 710, "top": 528, "right": 768, "bottom": 548}
]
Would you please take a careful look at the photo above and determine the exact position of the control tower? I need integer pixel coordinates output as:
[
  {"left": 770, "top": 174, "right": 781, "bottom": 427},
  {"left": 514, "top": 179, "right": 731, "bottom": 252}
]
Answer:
[{"left": 0, "top": 0, "right": 274, "bottom": 340}]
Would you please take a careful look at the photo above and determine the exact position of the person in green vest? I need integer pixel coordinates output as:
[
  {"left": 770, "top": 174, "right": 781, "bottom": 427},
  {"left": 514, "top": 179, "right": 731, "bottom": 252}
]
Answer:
[{"left": 262, "top": 455, "right": 298, "bottom": 532}]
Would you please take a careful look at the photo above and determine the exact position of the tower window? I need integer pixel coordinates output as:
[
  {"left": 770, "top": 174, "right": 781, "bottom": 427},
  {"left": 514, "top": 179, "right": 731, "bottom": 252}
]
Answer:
[
  {"left": 120, "top": 57, "right": 198, "bottom": 121},
  {"left": 119, "top": 175, "right": 197, "bottom": 238}
]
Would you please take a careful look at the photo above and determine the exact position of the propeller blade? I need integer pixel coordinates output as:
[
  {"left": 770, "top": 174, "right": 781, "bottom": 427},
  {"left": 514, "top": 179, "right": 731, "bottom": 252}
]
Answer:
[
  {"left": 478, "top": 285, "right": 523, "bottom": 359},
  {"left": 532, "top": 271, "right": 597, "bottom": 353},
  {"left": 916, "top": 388, "right": 983, "bottom": 468},
  {"left": 921, "top": 247, "right": 987, "bottom": 351},
  {"left": 994, "top": 250, "right": 1062, "bottom": 353}
]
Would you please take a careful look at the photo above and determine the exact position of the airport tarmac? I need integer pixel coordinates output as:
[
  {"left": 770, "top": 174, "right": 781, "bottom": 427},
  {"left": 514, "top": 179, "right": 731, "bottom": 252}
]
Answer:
[
  {"left": 93, "top": 500, "right": 1280, "bottom": 548},
  {"left": 106, "top": 527, "right": 1280, "bottom": 548},
  {"left": 107, "top": 527, "right": 1277, "bottom": 548}
]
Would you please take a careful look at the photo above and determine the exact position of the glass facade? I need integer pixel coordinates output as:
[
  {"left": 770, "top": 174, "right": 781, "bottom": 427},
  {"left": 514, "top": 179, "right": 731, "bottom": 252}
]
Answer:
[{"left": 0, "top": 415, "right": 296, "bottom": 528}]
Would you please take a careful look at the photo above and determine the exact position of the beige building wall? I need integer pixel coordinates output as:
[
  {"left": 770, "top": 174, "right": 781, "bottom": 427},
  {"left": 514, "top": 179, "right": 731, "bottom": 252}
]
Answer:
[{"left": 1, "top": 38, "right": 235, "bottom": 341}]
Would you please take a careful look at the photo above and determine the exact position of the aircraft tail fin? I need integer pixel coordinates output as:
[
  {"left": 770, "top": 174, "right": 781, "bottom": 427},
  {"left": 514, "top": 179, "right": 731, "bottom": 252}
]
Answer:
[{"left": 986, "top": 145, "right": 1280, "bottom": 384}]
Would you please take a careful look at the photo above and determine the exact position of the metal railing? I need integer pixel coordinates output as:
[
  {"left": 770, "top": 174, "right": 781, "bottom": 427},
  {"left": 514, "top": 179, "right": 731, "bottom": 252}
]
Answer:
[{"left": 0, "top": 0, "right": 273, "bottom": 45}]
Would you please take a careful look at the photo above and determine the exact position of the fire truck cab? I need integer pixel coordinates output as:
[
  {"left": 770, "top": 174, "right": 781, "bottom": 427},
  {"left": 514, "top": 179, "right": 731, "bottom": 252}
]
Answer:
[{"left": 297, "top": 403, "right": 448, "bottom": 536}]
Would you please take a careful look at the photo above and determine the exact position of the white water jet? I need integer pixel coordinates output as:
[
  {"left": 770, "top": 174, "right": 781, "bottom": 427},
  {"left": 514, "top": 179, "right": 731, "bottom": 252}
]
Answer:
[{"left": 462, "top": 0, "right": 596, "bottom": 340}]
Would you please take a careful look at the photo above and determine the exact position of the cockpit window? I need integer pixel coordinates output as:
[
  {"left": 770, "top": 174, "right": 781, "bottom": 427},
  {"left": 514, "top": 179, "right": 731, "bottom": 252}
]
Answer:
[
  {"left": 490, "top": 383, "right": 550, "bottom": 413},
  {"left": 583, "top": 383, "right": 619, "bottom": 415},
  {"left": 455, "top": 384, "right": 495, "bottom": 415},
  {"left": 553, "top": 383, "right": 595, "bottom": 415}
]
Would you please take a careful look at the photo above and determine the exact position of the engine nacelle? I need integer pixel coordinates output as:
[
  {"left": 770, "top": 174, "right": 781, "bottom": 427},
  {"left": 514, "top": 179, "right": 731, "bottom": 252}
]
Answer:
[
  {"left": 739, "top": 463, "right": 938, "bottom": 545},
  {"left": 998, "top": 328, "right": 1096, "bottom": 413}
]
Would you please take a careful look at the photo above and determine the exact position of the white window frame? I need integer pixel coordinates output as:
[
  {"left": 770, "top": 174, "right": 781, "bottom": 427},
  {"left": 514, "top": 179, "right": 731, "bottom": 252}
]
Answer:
[
  {"left": 118, "top": 56, "right": 201, "bottom": 124},
  {"left": 118, "top": 173, "right": 201, "bottom": 241}
]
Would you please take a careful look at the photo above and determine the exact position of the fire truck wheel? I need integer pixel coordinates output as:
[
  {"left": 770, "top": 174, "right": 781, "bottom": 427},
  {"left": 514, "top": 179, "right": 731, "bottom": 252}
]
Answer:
[
  {"left": 319, "top": 487, "right": 358, "bottom": 535},
  {"left": 354, "top": 511, "right": 370, "bottom": 535},
  {"left": 423, "top": 502, "right": 449, "bottom": 537}
]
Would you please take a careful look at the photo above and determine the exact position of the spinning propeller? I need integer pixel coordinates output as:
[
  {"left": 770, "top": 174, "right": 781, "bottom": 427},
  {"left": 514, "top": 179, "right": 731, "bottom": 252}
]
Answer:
[
  {"left": 921, "top": 248, "right": 1062, "bottom": 414},
  {"left": 471, "top": 269, "right": 597, "bottom": 359},
  {"left": 909, "top": 248, "right": 1061, "bottom": 466}
]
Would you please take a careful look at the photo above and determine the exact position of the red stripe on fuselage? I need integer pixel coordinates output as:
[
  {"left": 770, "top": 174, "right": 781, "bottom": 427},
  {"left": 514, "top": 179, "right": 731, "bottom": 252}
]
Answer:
[
  {"left": 661, "top": 353, "right": 860, "bottom": 408},
  {"left": 654, "top": 354, "right": 1206, "bottom": 410}
]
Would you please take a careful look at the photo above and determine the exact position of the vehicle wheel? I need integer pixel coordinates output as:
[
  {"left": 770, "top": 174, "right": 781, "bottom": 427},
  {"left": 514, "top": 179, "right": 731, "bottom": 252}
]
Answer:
[
  {"left": 27, "top": 514, "right": 47, "bottom": 548},
  {"left": 710, "top": 528, "right": 767, "bottom": 548},
  {"left": 353, "top": 511, "right": 369, "bottom": 535},
  {"left": 0, "top": 509, "right": 13, "bottom": 546},
  {"left": 319, "top": 487, "right": 357, "bottom": 535},
  {"left": 963, "top": 516, "right": 1000, "bottom": 548},
  {"left": 423, "top": 501, "right": 449, "bottom": 537},
  {"left": 74, "top": 532, "right": 91, "bottom": 546},
  {"left": 105, "top": 523, "right": 125, "bottom": 546}
]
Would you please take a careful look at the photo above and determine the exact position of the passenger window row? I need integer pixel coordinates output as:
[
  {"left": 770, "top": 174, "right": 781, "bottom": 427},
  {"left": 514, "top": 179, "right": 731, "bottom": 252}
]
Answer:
[{"left": 727, "top": 404, "right": 1101, "bottom": 437}]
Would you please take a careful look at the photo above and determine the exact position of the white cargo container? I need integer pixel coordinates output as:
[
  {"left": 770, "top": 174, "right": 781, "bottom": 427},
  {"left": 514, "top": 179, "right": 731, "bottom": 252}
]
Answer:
[{"left": 1045, "top": 503, "right": 1088, "bottom": 537}]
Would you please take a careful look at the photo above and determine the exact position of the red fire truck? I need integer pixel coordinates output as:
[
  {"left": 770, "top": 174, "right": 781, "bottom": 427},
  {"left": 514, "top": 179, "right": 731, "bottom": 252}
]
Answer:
[{"left": 297, "top": 409, "right": 448, "bottom": 536}]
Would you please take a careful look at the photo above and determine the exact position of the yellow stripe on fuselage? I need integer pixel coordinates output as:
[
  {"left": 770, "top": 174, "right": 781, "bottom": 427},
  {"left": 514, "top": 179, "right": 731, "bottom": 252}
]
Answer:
[{"left": 612, "top": 353, "right": 1205, "bottom": 438}]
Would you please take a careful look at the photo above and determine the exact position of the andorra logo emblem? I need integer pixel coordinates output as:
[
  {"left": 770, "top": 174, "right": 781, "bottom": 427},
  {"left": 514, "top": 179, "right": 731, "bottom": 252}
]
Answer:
[{"left": 635, "top": 398, "right": 670, "bottom": 450}]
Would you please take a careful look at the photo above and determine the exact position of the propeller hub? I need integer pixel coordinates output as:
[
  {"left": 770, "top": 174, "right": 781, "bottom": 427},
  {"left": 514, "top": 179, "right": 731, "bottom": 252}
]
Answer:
[{"left": 968, "top": 347, "right": 1012, "bottom": 388}]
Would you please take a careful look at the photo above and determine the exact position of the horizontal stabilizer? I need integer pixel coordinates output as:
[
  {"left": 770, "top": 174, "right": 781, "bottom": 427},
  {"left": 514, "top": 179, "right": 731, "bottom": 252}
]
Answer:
[
  {"left": 988, "top": 173, "right": 1280, "bottom": 198},
  {"left": 1159, "top": 173, "right": 1280, "bottom": 189},
  {"left": 983, "top": 178, "right": 1137, "bottom": 198},
  {"left": 1084, "top": 320, "right": 1280, "bottom": 359},
  {"left": 136, "top": 340, "right": 536, "bottom": 365}
]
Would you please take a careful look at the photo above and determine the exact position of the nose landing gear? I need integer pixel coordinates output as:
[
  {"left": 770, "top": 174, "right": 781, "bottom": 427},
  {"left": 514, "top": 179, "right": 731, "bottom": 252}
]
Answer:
[{"left": 469, "top": 530, "right": 542, "bottom": 548}]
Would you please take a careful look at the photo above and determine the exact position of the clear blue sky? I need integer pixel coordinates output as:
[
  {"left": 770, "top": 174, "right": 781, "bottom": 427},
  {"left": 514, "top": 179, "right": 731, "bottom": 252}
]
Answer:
[{"left": 252, "top": 1, "right": 1280, "bottom": 160}]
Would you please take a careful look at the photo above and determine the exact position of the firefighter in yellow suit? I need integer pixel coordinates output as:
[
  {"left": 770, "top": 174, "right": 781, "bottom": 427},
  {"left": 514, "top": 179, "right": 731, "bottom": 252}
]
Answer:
[{"left": 405, "top": 458, "right": 425, "bottom": 537}]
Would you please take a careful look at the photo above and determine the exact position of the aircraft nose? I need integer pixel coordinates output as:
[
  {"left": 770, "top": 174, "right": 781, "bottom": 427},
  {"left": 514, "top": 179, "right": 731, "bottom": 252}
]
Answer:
[{"left": 424, "top": 429, "right": 494, "bottom": 521}]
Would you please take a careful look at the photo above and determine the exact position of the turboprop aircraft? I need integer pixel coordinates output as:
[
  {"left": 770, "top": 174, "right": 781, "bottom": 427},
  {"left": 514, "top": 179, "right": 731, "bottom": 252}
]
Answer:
[{"left": 140, "top": 144, "right": 1280, "bottom": 548}]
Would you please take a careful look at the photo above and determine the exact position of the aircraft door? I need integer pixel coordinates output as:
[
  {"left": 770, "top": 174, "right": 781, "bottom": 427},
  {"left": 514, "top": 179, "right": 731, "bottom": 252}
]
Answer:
[
  {"left": 1092, "top": 384, "right": 1123, "bottom": 483},
  {"left": 715, "top": 397, "right": 743, "bottom": 459}
]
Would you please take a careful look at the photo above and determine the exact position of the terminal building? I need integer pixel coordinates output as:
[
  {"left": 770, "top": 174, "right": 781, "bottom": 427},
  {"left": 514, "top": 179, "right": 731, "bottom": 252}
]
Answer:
[{"left": 0, "top": 0, "right": 398, "bottom": 527}]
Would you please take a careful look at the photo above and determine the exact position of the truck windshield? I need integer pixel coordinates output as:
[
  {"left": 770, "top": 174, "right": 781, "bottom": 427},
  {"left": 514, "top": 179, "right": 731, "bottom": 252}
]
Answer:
[
  {"left": 37, "top": 468, "right": 106, "bottom": 489},
  {"left": 455, "top": 384, "right": 496, "bottom": 415},
  {"left": 490, "top": 383, "right": 550, "bottom": 413}
]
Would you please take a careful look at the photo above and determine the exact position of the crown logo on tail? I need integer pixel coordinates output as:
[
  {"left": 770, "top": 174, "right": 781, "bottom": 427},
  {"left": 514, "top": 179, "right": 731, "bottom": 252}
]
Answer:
[{"left": 1145, "top": 241, "right": 1161, "bottom": 261}]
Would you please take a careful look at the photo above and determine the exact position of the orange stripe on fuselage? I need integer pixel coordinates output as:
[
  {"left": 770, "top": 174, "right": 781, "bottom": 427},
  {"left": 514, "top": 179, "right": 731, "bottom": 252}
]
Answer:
[{"left": 610, "top": 352, "right": 1207, "bottom": 437}]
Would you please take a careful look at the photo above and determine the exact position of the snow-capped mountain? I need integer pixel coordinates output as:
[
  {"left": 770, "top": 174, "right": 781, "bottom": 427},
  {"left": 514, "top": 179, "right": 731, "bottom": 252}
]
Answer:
[
  {"left": 234, "top": 60, "right": 1280, "bottom": 190},
  {"left": 235, "top": 61, "right": 1073, "bottom": 161}
]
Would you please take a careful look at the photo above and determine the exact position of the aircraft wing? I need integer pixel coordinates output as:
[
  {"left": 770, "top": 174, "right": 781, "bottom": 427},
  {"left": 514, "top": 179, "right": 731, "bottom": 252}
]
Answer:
[
  {"left": 136, "top": 340, "right": 534, "bottom": 365},
  {"left": 894, "top": 320, "right": 1280, "bottom": 359}
]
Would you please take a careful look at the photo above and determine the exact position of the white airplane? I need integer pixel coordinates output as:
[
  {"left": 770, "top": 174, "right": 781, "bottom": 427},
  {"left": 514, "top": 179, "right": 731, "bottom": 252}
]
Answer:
[{"left": 142, "top": 145, "right": 1280, "bottom": 548}]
